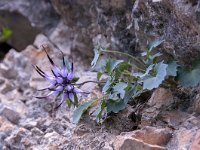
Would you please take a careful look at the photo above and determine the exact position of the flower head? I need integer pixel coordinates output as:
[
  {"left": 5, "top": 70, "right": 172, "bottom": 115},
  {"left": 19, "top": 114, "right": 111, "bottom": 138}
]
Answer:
[{"left": 33, "top": 47, "right": 83, "bottom": 109}]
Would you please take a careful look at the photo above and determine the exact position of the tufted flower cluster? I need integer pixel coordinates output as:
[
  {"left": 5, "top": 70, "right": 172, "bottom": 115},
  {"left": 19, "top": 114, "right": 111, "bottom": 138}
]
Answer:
[{"left": 33, "top": 48, "right": 83, "bottom": 109}]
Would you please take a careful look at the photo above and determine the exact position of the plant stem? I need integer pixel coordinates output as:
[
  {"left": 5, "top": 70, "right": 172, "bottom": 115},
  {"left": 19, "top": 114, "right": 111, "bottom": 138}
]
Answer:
[
  {"left": 101, "top": 49, "right": 145, "bottom": 71},
  {"left": 72, "top": 80, "right": 106, "bottom": 87}
]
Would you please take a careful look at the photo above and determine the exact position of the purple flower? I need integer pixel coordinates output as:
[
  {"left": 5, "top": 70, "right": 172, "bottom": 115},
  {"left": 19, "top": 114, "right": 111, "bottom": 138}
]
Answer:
[{"left": 33, "top": 48, "right": 83, "bottom": 109}]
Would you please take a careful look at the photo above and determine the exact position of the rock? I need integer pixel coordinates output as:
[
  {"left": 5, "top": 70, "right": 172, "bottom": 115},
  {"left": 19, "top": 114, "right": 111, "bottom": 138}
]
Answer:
[
  {"left": 0, "top": 105, "right": 21, "bottom": 124},
  {"left": 49, "top": 21, "right": 72, "bottom": 55},
  {"left": 0, "top": 82, "right": 14, "bottom": 94},
  {"left": 43, "top": 144, "right": 59, "bottom": 150},
  {"left": 76, "top": 72, "right": 98, "bottom": 93},
  {"left": 4, "top": 127, "right": 31, "bottom": 150},
  {"left": 19, "top": 118, "right": 37, "bottom": 130},
  {"left": 0, "top": 67, "right": 18, "bottom": 80},
  {"left": 160, "top": 110, "right": 190, "bottom": 129},
  {"left": 191, "top": 94, "right": 200, "bottom": 113},
  {"left": 31, "top": 127, "right": 44, "bottom": 136},
  {"left": 190, "top": 129, "right": 200, "bottom": 150},
  {"left": 0, "top": 78, "right": 5, "bottom": 86},
  {"left": 0, "top": 0, "right": 199, "bottom": 63},
  {"left": 132, "top": 0, "right": 200, "bottom": 64},
  {"left": 141, "top": 107, "right": 160, "bottom": 127},
  {"left": 0, "top": 10, "right": 40, "bottom": 50},
  {"left": 0, "top": 93, "right": 27, "bottom": 116},
  {"left": 114, "top": 138, "right": 166, "bottom": 150},
  {"left": 51, "top": 0, "right": 136, "bottom": 56},
  {"left": 0, "top": 0, "right": 60, "bottom": 50},
  {"left": 74, "top": 124, "right": 91, "bottom": 136},
  {"left": 0, "top": 116, "right": 15, "bottom": 132},
  {"left": 148, "top": 88, "right": 174, "bottom": 109},
  {"left": 182, "top": 115, "right": 200, "bottom": 130},
  {"left": 1, "top": 49, "right": 32, "bottom": 83},
  {"left": 113, "top": 126, "right": 172, "bottom": 150},
  {"left": 43, "top": 131, "right": 68, "bottom": 146},
  {"left": 167, "top": 127, "right": 197, "bottom": 150},
  {"left": 131, "top": 127, "right": 172, "bottom": 146}
]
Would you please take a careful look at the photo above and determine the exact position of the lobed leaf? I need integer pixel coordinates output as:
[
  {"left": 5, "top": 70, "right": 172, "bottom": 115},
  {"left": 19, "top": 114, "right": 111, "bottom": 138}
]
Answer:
[
  {"left": 113, "top": 82, "right": 128, "bottom": 99},
  {"left": 105, "top": 59, "right": 124, "bottom": 73},
  {"left": 143, "top": 62, "right": 168, "bottom": 90},
  {"left": 147, "top": 39, "right": 165, "bottom": 51},
  {"left": 166, "top": 61, "right": 178, "bottom": 76}
]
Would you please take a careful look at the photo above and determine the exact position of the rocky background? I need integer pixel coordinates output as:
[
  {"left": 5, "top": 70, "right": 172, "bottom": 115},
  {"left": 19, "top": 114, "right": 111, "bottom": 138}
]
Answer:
[{"left": 0, "top": 0, "right": 199, "bottom": 149}]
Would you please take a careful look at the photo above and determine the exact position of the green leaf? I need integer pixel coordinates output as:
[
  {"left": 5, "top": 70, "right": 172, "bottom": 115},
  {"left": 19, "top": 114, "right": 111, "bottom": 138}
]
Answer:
[
  {"left": 91, "top": 47, "right": 102, "bottom": 68},
  {"left": 91, "top": 100, "right": 106, "bottom": 123},
  {"left": 107, "top": 99, "right": 126, "bottom": 113},
  {"left": 74, "top": 94, "right": 79, "bottom": 107},
  {"left": 71, "top": 77, "right": 79, "bottom": 83},
  {"left": 166, "top": 61, "right": 178, "bottom": 76},
  {"left": 113, "top": 82, "right": 128, "bottom": 99},
  {"left": 91, "top": 59, "right": 106, "bottom": 72},
  {"left": 149, "top": 52, "right": 162, "bottom": 63},
  {"left": 147, "top": 39, "right": 165, "bottom": 51},
  {"left": 97, "top": 72, "right": 103, "bottom": 81},
  {"left": 132, "top": 64, "right": 154, "bottom": 79},
  {"left": 72, "top": 101, "right": 94, "bottom": 124},
  {"left": 123, "top": 86, "right": 139, "bottom": 104},
  {"left": 105, "top": 59, "right": 124, "bottom": 73},
  {"left": 102, "top": 77, "right": 112, "bottom": 94},
  {"left": 107, "top": 86, "right": 138, "bottom": 113},
  {"left": 143, "top": 62, "right": 168, "bottom": 90},
  {"left": 114, "top": 62, "right": 130, "bottom": 78},
  {"left": 66, "top": 99, "right": 72, "bottom": 108}
]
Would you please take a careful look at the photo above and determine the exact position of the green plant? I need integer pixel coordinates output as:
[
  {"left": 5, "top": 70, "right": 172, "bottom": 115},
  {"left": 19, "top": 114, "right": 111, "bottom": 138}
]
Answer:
[
  {"left": 0, "top": 27, "right": 12, "bottom": 43},
  {"left": 71, "top": 39, "right": 200, "bottom": 124}
]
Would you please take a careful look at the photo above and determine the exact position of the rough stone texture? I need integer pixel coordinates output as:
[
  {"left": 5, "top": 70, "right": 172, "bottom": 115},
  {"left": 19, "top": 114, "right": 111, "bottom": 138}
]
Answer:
[
  {"left": 0, "top": 0, "right": 60, "bottom": 33},
  {"left": 50, "top": 0, "right": 200, "bottom": 63},
  {"left": 148, "top": 88, "right": 174, "bottom": 109},
  {"left": 0, "top": 0, "right": 60, "bottom": 50},
  {"left": 0, "top": 0, "right": 200, "bottom": 149},
  {"left": 0, "top": 11, "right": 40, "bottom": 50},
  {"left": 167, "top": 127, "right": 197, "bottom": 150},
  {"left": 132, "top": 0, "right": 200, "bottom": 64},
  {"left": 0, "top": 0, "right": 199, "bottom": 61},
  {"left": 51, "top": 0, "right": 136, "bottom": 56},
  {"left": 191, "top": 129, "right": 200, "bottom": 150},
  {"left": 0, "top": 106, "right": 21, "bottom": 124},
  {"left": 192, "top": 93, "right": 200, "bottom": 113},
  {"left": 113, "top": 126, "right": 172, "bottom": 150}
]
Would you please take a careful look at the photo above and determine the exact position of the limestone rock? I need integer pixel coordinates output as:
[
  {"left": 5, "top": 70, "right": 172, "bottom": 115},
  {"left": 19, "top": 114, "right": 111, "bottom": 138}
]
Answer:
[
  {"left": 0, "top": 0, "right": 60, "bottom": 49},
  {"left": 191, "top": 94, "right": 200, "bottom": 113},
  {"left": 0, "top": 116, "right": 15, "bottom": 132},
  {"left": 167, "top": 127, "right": 197, "bottom": 150},
  {"left": 148, "top": 88, "right": 174, "bottom": 109},
  {"left": 0, "top": 105, "right": 21, "bottom": 124},
  {"left": 4, "top": 127, "right": 32, "bottom": 150},
  {"left": 191, "top": 129, "right": 200, "bottom": 150},
  {"left": 113, "top": 126, "right": 172, "bottom": 150}
]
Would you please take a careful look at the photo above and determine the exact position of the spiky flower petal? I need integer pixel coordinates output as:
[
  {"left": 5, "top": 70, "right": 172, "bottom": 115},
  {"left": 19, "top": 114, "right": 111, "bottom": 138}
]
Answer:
[{"left": 34, "top": 48, "right": 83, "bottom": 109}]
